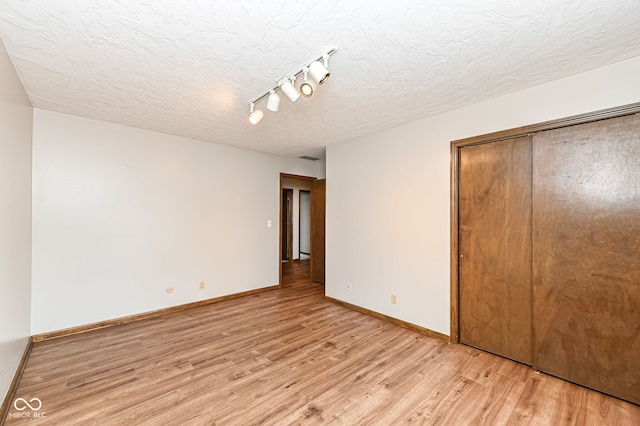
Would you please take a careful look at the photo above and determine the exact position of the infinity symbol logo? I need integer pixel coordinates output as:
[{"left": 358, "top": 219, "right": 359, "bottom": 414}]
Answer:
[{"left": 13, "top": 397, "right": 42, "bottom": 411}]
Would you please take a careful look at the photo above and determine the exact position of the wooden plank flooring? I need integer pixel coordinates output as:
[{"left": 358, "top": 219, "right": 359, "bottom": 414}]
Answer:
[{"left": 4, "top": 260, "right": 640, "bottom": 425}]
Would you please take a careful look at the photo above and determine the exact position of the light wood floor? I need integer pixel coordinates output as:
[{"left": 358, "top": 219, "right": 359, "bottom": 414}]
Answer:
[{"left": 5, "top": 260, "right": 640, "bottom": 425}]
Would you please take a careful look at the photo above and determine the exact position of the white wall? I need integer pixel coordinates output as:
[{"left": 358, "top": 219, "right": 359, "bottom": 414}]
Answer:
[
  {"left": 316, "top": 159, "right": 326, "bottom": 180},
  {"left": 31, "top": 110, "right": 317, "bottom": 334},
  {"left": 326, "top": 55, "right": 640, "bottom": 336},
  {"left": 0, "top": 39, "right": 32, "bottom": 401}
]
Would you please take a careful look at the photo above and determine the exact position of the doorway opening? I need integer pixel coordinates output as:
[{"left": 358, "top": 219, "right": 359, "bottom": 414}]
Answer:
[
  {"left": 281, "top": 188, "right": 293, "bottom": 262},
  {"left": 299, "top": 190, "right": 311, "bottom": 261},
  {"left": 280, "top": 174, "right": 325, "bottom": 287}
]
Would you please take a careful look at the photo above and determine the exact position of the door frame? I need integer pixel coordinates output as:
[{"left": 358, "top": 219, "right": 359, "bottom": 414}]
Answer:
[
  {"left": 279, "top": 173, "right": 319, "bottom": 287},
  {"left": 450, "top": 102, "right": 640, "bottom": 342}
]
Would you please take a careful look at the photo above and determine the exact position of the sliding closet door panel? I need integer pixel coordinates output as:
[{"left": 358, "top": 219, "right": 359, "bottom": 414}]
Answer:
[
  {"left": 533, "top": 114, "right": 640, "bottom": 404},
  {"left": 459, "top": 136, "right": 533, "bottom": 365}
]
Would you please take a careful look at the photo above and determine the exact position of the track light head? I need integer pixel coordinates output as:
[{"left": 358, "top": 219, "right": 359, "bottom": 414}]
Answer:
[
  {"left": 248, "top": 103, "right": 264, "bottom": 124},
  {"left": 309, "top": 54, "right": 330, "bottom": 85},
  {"left": 280, "top": 77, "right": 301, "bottom": 102},
  {"left": 300, "top": 68, "right": 314, "bottom": 98},
  {"left": 266, "top": 90, "right": 280, "bottom": 112},
  {"left": 300, "top": 82, "right": 313, "bottom": 97}
]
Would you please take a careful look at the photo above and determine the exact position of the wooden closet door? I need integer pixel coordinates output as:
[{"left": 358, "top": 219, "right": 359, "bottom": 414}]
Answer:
[
  {"left": 532, "top": 114, "right": 640, "bottom": 404},
  {"left": 459, "top": 136, "right": 533, "bottom": 365}
]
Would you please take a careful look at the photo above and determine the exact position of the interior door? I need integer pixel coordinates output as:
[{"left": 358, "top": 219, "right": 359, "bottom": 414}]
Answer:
[
  {"left": 532, "top": 114, "right": 640, "bottom": 404},
  {"left": 458, "top": 136, "right": 533, "bottom": 365},
  {"left": 310, "top": 179, "right": 326, "bottom": 284}
]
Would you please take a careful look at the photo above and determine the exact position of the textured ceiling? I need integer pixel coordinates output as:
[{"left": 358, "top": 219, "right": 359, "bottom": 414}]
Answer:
[{"left": 1, "top": 1, "right": 640, "bottom": 159}]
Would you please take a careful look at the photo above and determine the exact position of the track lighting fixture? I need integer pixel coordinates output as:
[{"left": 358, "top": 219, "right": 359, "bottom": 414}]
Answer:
[
  {"left": 266, "top": 90, "right": 280, "bottom": 112},
  {"left": 309, "top": 54, "right": 330, "bottom": 85},
  {"left": 300, "top": 68, "right": 314, "bottom": 98},
  {"left": 247, "top": 48, "right": 336, "bottom": 124},
  {"left": 248, "top": 103, "right": 263, "bottom": 124},
  {"left": 280, "top": 77, "right": 301, "bottom": 103}
]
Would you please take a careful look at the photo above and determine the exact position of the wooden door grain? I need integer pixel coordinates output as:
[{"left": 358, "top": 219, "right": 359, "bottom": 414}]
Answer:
[
  {"left": 459, "top": 136, "right": 533, "bottom": 365},
  {"left": 532, "top": 113, "right": 640, "bottom": 404}
]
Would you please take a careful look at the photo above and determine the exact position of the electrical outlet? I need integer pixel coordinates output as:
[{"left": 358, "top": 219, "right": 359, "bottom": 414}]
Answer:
[
  {"left": 166, "top": 286, "right": 174, "bottom": 293},
  {"left": 391, "top": 293, "right": 397, "bottom": 304},
  {"left": 199, "top": 281, "right": 206, "bottom": 290},
  {"left": 346, "top": 282, "right": 352, "bottom": 292}
]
